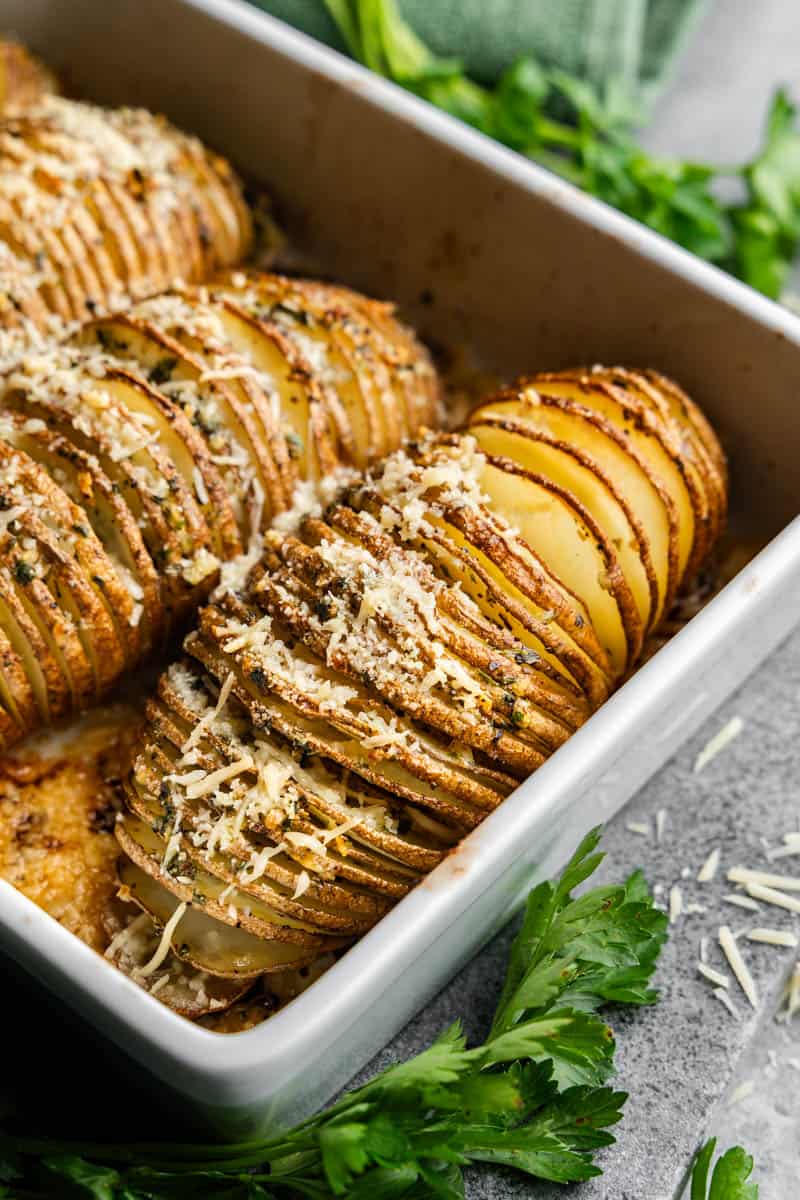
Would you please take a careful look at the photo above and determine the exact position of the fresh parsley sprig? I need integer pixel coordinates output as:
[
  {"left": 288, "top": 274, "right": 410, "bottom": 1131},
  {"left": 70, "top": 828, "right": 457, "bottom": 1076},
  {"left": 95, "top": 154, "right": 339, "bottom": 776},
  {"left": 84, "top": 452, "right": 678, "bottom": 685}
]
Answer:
[
  {"left": 688, "top": 1137, "right": 759, "bottom": 1199},
  {"left": 0, "top": 828, "right": 667, "bottom": 1198},
  {"left": 324, "top": 0, "right": 800, "bottom": 299}
]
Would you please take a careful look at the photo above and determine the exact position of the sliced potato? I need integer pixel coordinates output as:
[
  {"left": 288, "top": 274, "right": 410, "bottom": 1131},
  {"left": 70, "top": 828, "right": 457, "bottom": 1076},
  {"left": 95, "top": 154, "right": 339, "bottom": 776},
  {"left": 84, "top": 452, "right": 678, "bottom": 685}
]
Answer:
[
  {"left": 0, "top": 41, "right": 58, "bottom": 113},
  {"left": 0, "top": 96, "right": 253, "bottom": 359},
  {"left": 472, "top": 456, "right": 641, "bottom": 675},
  {"left": 105, "top": 908, "right": 254, "bottom": 1017},
  {"left": 117, "top": 859, "right": 325, "bottom": 978},
  {"left": 107, "top": 369, "right": 725, "bottom": 1006}
]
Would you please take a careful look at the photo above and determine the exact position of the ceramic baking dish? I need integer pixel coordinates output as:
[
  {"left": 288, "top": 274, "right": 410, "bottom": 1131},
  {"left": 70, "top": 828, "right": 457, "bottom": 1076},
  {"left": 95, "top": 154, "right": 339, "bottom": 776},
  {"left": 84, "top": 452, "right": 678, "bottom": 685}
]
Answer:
[{"left": 2, "top": 0, "right": 800, "bottom": 1136}]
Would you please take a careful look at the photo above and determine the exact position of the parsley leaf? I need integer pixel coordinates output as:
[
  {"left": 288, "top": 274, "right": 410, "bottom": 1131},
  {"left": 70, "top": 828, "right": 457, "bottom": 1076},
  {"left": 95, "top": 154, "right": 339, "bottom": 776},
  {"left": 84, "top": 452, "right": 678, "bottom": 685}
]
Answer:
[
  {"left": 324, "top": 1, "right": 800, "bottom": 300},
  {"left": 688, "top": 1138, "right": 759, "bottom": 1199}
]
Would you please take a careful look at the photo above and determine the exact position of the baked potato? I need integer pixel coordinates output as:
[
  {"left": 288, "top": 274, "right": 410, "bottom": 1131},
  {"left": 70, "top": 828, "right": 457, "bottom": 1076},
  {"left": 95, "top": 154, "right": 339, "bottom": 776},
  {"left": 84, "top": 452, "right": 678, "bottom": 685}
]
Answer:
[
  {"left": 0, "top": 272, "right": 441, "bottom": 747},
  {"left": 112, "top": 374, "right": 725, "bottom": 1016},
  {"left": 0, "top": 96, "right": 252, "bottom": 365},
  {"left": 0, "top": 41, "right": 57, "bottom": 113}
]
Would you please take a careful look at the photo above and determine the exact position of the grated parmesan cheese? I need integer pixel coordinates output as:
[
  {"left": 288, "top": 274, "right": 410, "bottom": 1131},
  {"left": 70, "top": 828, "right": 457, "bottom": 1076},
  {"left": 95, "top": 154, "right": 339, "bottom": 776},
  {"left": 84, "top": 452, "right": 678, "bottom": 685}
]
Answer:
[
  {"left": 693, "top": 715, "right": 744, "bottom": 773},
  {"left": 723, "top": 893, "right": 761, "bottom": 912},
  {"left": 697, "top": 962, "right": 729, "bottom": 989},
  {"left": 729, "top": 1080, "right": 755, "bottom": 1105},
  {"left": 719, "top": 925, "right": 758, "bottom": 1009},
  {"left": 728, "top": 866, "right": 800, "bottom": 893},
  {"left": 626, "top": 821, "right": 650, "bottom": 837},
  {"left": 135, "top": 902, "right": 187, "bottom": 979},
  {"left": 744, "top": 882, "right": 800, "bottom": 915},
  {"left": 655, "top": 809, "right": 667, "bottom": 843},
  {"left": 747, "top": 928, "right": 798, "bottom": 948},
  {"left": 713, "top": 987, "right": 739, "bottom": 1020},
  {"left": 291, "top": 870, "right": 311, "bottom": 900},
  {"left": 697, "top": 847, "right": 721, "bottom": 883}
]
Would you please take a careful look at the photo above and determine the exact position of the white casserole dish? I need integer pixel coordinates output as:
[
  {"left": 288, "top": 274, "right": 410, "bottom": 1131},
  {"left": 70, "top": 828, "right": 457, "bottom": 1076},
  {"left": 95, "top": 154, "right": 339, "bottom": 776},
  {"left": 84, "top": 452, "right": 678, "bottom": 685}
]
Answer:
[{"left": 2, "top": 0, "right": 800, "bottom": 1136}]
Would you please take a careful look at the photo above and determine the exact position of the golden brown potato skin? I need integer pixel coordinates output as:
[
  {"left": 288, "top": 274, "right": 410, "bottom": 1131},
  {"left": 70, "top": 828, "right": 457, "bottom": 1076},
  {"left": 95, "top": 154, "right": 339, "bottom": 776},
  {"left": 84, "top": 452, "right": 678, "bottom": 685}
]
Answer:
[
  {"left": 0, "top": 273, "right": 440, "bottom": 751},
  {"left": 0, "top": 96, "right": 253, "bottom": 364},
  {"left": 0, "top": 41, "right": 57, "bottom": 113}
]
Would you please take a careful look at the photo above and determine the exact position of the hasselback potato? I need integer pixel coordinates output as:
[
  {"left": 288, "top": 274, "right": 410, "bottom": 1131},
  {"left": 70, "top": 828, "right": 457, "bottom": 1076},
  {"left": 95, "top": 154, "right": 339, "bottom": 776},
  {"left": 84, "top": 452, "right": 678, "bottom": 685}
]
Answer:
[
  {"left": 0, "top": 95, "right": 252, "bottom": 365},
  {"left": 0, "top": 273, "right": 441, "bottom": 747},
  {"left": 0, "top": 41, "right": 58, "bottom": 114},
  {"left": 111, "top": 368, "right": 726, "bottom": 1013}
]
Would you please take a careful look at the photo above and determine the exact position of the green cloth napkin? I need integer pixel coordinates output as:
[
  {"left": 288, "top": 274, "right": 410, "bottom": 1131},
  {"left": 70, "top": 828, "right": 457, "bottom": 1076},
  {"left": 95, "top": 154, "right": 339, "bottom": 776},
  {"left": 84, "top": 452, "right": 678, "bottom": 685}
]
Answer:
[{"left": 253, "top": 0, "right": 709, "bottom": 103}]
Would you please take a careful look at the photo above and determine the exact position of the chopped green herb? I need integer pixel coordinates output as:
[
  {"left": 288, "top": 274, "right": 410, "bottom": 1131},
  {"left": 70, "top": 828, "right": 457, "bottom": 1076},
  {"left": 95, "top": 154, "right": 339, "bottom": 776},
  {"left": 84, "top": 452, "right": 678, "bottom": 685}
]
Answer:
[
  {"left": 325, "top": 0, "right": 800, "bottom": 299},
  {"left": 12, "top": 560, "right": 35, "bottom": 586},
  {"left": 149, "top": 357, "right": 178, "bottom": 386}
]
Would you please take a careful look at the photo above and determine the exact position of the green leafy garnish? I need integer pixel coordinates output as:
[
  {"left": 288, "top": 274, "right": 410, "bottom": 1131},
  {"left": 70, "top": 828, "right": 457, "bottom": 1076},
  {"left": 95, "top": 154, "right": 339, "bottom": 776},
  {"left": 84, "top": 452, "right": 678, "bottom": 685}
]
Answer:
[
  {"left": 688, "top": 1137, "right": 759, "bottom": 1199},
  {"left": 324, "top": 0, "right": 800, "bottom": 299},
  {"left": 0, "top": 827, "right": 667, "bottom": 1197}
]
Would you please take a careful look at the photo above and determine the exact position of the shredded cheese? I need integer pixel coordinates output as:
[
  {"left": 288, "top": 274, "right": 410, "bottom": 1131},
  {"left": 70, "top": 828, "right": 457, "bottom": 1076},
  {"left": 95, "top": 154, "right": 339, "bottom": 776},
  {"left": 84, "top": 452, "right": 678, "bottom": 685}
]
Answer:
[
  {"left": 713, "top": 987, "right": 739, "bottom": 1019},
  {"left": 744, "top": 882, "right": 800, "bottom": 914},
  {"left": 626, "top": 821, "right": 650, "bottom": 837},
  {"left": 728, "top": 866, "right": 800, "bottom": 893},
  {"left": 723, "top": 894, "right": 761, "bottom": 912},
  {"left": 747, "top": 928, "right": 798, "bottom": 948},
  {"left": 697, "top": 962, "right": 729, "bottom": 989},
  {"left": 135, "top": 902, "right": 187, "bottom": 979},
  {"left": 693, "top": 716, "right": 744, "bottom": 773},
  {"left": 655, "top": 809, "right": 667, "bottom": 843},
  {"left": 729, "top": 1080, "right": 755, "bottom": 1105},
  {"left": 291, "top": 870, "right": 311, "bottom": 900},
  {"left": 718, "top": 925, "right": 758, "bottom": 1009},
  {"left": 697, "top": 847, "right": 721, "bottom": 883}
]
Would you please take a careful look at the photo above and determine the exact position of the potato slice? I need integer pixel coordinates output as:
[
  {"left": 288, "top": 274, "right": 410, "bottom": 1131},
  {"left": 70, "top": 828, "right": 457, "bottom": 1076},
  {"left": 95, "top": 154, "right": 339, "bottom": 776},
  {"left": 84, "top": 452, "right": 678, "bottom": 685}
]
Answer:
[
  {"left": 77, "top": 306, "right": 292, "bottom": 535},
  {"left": 117, "top": 860, "right": 323, "bottom": 978},
  {"left": 467, "top": 394, "right": 677, "bottom": 632},
  {"left": 0, "top": 560, "right": 67, "bottom": 726},
  {"left": 531, "top": 373, "right": 700, "bottom": 584},
  {"left": 0, "top": 97, "right": 253, "bottom": 359},
  {"left": 0, "top": 192, "right": 74, "bottom": 324},
  {"left": 100, "top": 368, "right": 239, "bottom": 560},
  {"left": 116, "top": 813, "right": 342, "bottom": 949},
  {"left": 206, "top": 297, "right": 342, "bottom": 485},
  {"left": 155, "top": 662, "right": 447, "bottom": 877},
  {"left": 469, "top": 369, "right": 727, "bottom": 631},
  {"left": 256, "top": 529, "right": 559, "bottom": 772},
  {"left": 105, "top": 908, "right": 254, "bottom": 1017},
  {"left": 5, "top": 350, "right": 219, "bottom": 626},
  {"left": 128, "top": 759, "right": 394, "bottom": 932},
  {"left": 0, "top": 413, "right": 156, "bottom": 661},
  {"left": 467, "top": 417, "right": 657, "bottom": 640},
  {"left": 219, "top": 273, "right": 441, "bottom": 459},
  {"left": 187, "top": 627, "right": 492, "bottom": 832},
  {"left": 201, "top": 591, "right": 514, "bottom": 804},
  {"left": 311, "top": 505, "right": 584, "bottom": 743},
  {"left": 0, "top": 587, "right": 41, "bottom": 740},
  {"left": 473, "top": 455, "right": 640, "bottom": 675}
]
